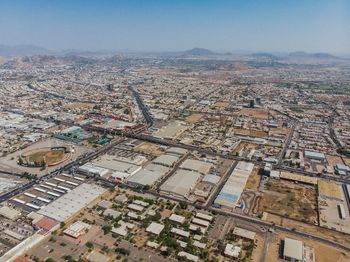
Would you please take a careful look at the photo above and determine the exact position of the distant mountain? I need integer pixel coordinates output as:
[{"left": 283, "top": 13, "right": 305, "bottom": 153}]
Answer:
[
  {"left": 1, "top": 54, "right": 95, "bottom": 69},
  {"left": 312, "top": 52, "right": 338, "bottom": 59},
  {"left": 288, "top": 51, "right": 309, "bottom": 58},
  {"left": 288, "top": 51, "right": 338, "bottom": 60},
  {"left": 183, "top": 48, "right": 216, "bottom": 56},
  {"left": 0, "top": 44, "right": 52, "bottom": 57},
  {"left": 250, "top": 52, "right": 278, "bottom": 60}
]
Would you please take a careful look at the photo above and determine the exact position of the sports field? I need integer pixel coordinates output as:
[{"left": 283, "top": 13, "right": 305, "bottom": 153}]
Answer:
[{"left": 24, "top": 148, "right": 67, "bottom": 166}]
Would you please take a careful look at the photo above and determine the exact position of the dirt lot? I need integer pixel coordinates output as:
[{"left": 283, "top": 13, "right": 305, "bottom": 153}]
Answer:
[
  {"left": 258, "top": 180, "right": 317, "bottom": 223},
  {"left": 265, "top": 231, "right": 350, "bottom": 262},
  {"left": 343, "top": 157, "right": 350, "bottom": 166},
  {"left": 185, "top": 113, "right": 203, "bottom": 123},
  {"left": 233, "top": 128, "right": 268, "bottom": 139},
  {"left": 265, "top": 213, "right": 350, "bottom": 248},
  {"left": 245, "top": 167, "right": 261, "bottom": 191},
  {"left": 326, "top": 155, "right": 344, "bottom": 168},
  {"left": 232, "top": 141, "right": 258, "bottom": 154},
  {"left": 134, "top": 142, "right": 163, "bottom": 156},
  {"left": 239, "top": 108, "right": 269, "bottom": 119},
  {"left": 269, "top": 127, "right": 290, "bottom": 135},
  {"left": 251, "top": 234, "right": 265, "bottom": 262},
  {"left": 213, "top": 101, "right": 230, "bottom": 109}
]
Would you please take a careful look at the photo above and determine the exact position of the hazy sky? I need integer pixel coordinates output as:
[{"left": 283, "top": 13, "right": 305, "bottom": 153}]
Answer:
[{"left": 0, "top": 0, "right": 349, "bottom": 54}]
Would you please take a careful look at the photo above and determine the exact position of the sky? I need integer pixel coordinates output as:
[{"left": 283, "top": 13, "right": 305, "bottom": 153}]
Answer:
[{"left": 0, "top": 0, "right": 349, "bottom": 54}]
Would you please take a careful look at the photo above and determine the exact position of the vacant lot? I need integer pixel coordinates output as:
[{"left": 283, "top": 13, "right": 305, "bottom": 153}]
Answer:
[
  {"left": 233, "top": 128, "right": 268, "bottom": 139},
  {"left": 265, "top": 232, "right": 350, "bottom": 262},
  {"left": 269, "top": 127, "right": 289, "bottom": 135},
  {"left": 245, "top": 167, "right": 261, "bottom": 191},
  {"left": 239, "top": 108, "right": 269, "bottom": 119},
  {"left": 232, "top": 141, "right": 258, "bottom": 155},
  {"left": 326, "top": 155, "right": 344, "bottom": 168},
  {"left": 213, "top": 101, "right": 229, "bottom": 109},
  {"left": 258, "top": 180, "right": 317, "bottom": 223},
  {"left": 185, "top": 113, "right": 203, "bottom": 124},
  {"left": 134, "top": 142, "right": 163, "bottom": 156}
]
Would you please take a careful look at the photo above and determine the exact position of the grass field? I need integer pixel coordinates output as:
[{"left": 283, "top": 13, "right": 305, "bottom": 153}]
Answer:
[{"left": 258, "top": 180, "right": 317, "bottom": 223}]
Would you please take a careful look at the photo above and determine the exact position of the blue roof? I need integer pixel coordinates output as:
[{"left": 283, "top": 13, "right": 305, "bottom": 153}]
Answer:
[
  {"left": 216, "top": 192, "right": 238, "bottom": 203},
  {"left": 335, "top": 164, "right": 350, "bottom": 172}
]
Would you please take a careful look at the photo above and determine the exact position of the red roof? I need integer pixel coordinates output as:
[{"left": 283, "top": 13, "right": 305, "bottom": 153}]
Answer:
[
  {"left": 35, "top": 217, "right": 58, "bottom": 232},
  {"left": 13, "top": 257, "right": 30, "bottom": 262}
]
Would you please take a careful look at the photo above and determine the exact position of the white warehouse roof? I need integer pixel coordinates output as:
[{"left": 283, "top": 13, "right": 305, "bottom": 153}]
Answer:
[
  {"left": 283, "top": 238, "right": 303, "bottom": 261},
  {"left": 160, "top": 169, "right": 202, "bottom": 198},
  {"left": 152, "top": 154, "right": 180, "bottom": 167},
  {"left": 37, "top": 183, "right": 106, "bottom": 222},
  {"left": 180, "top": 159, "right": 213, "bottom": 175},
  {"left": 126, "top": 163, "right": 170, "bottom": 187}
]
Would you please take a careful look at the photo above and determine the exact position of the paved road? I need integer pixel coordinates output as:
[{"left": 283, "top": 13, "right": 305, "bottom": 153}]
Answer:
[
  {"left": 155, "top": 152, "right": 190, "bottom": 190},
  {"left": 0, "top": 137, "right": 124, "bottom": 203},
  {"left": 94, "top": 174, "right": 350, "bottom": 254},
  {"left": 277, "top": 121, "right": 296, "bottom": 165}
]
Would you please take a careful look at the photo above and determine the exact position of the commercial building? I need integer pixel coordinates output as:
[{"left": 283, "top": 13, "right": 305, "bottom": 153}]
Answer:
[
  {"left": 283, "top": 238, "right": 303, "bottom": 262},
  {"left": 0, "top": 205, "right": 22, "bottom": 220},
  {"left": 103, "top": 209, "right": 121, "bottom": 219},
  {"left": 201, "top": 174, "right": 220, "bottom": 185},
  {"left": 127, "top": 203, "right": 144, "bottom": 212},
  {"left": 126, "top": 163, "right": 170, "bottom": 188},
  {"left": 195, "top": 212, "right": 213, "bottom": 222},
  {"left": 152, "top": 154, "right": 180, "bottom": 167},
  {"left": 224, "top": 244, "right": 241, "bottom": 258},
  {"left": 180, "top": 159, "right": 213, "bottom": 175},
  {"left": 214, "top": 161, "right": 254, "bottom": 209},
  {"left": 178, "top": 251, "right": 199, "bottom": 262},
  {"left": 338, "top": 204, "right": 346, "bottom": 220},
  {"left": 304, "top": 150, "right": 325, "bottom": 161},
  {"left": 166, "top": 147, "right": 188, "bottom": 156},
  {"left": 160, "top": 169, "right": 202, "bottom": 199},
  {"left": 37, "top": 183, "right": 106, "bottom": 221},
  {"left": 169, "top": 214, "right": 186, "bottom": 224},
  {"left": 191, "top": 217, "right": 210, "bottom": 228},
  {"left": 171, "top": 227, "right": 190, "bottom": 238},
  {"left": 77, "top": 163, "right": 110, "bottom": 177},
  {"left": 264, "top": 162, "right": 272, "bottom": 176},
  {"left": 335, "top": 164, "right": 350, "bottom": 174},
  {"left": 98, "top": 200, "right": 113, "bottom": 209},
  {"left": 92, "top": 155, "right": 142, "bottom": 180},
  {"left": 64, "top": 221, "right": 91, "bottom": 238},
  {"left": 280, "top": 171, "right": 317, "bottom": 185},
  {"left": 232, "top": 227, "right": 256, "bottom": 240},
  {"left": 146, "top": 222, "right": 164, "bottom": 235}
]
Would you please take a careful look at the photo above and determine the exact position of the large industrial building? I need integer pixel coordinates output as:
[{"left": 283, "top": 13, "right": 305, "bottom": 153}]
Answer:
[
  {"left": 126, "top": 162, "right": 170, "bottom": 188},
  {"left": 77, "top": 163, "right": 110, "bottom": 177},
  {"left": 160, "top": 169, "right": 202, "bottom": 199},
  {"left": 304, "top": 150, "right": 325, "bottom": 161},
  {"left": 282, "top": 238, "right": 303, "bottom": 262},
  {"left": 37, "top": 183, "right": 106, "bottom": 221},
  {"left": 180, "top": 159, "right": 213, "bottom": 175},
  {"left": 214, "top": 161, "right": 254, "bottom": 209}
]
